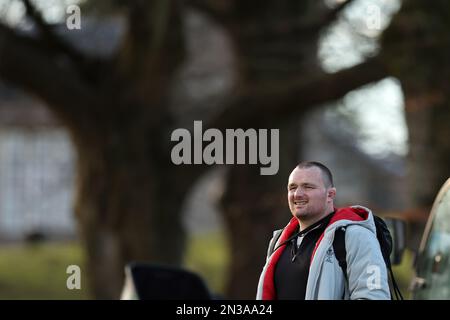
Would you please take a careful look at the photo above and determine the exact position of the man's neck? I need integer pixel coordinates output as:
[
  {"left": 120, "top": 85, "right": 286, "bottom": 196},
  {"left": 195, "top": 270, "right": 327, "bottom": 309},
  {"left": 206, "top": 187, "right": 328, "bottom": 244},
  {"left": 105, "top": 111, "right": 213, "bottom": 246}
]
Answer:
[{"left": 298, "top": 210, "right": 334, "bottom": 231}]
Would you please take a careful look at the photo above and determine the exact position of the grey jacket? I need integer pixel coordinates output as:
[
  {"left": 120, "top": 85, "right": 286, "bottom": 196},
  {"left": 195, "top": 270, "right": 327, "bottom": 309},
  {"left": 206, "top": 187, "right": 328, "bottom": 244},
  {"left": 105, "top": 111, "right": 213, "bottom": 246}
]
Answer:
[{"left": 256, "top": 205, "right": 391, "bottom": 300}]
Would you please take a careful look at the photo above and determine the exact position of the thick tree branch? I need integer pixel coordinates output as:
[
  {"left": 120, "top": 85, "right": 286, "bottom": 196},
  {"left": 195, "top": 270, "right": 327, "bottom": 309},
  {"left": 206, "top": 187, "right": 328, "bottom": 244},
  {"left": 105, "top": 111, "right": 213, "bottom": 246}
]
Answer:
[
  {"left": 186, "top": 0, "right": 356, "bottom": 37},
  {"left": 208, "top": 57, "right": 388, "bottom": 130},
  {"left": 21, "top": 0, "right": 93, "bottom": 74},
  {"left": 0, "top": 23, "right": 97, "bottom": 129},
  {"left": 262, "top": 0, "right": 358, "bottom": 38},
  {"left": 323, "top": 0, "right": 356, "bottom": 26},
  {"left": 295, "top": 0, "right": 356, "bottom": 39}
]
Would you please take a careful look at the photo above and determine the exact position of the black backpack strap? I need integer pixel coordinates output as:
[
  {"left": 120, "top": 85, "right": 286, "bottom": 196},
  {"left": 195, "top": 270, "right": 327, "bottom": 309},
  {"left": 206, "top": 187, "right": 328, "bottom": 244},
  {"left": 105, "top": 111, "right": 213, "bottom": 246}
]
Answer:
[
  {"left": 333, "top": 224, "right": 403, "bottom": 300},
  {"left": 333, "top": 226, "right": 348, "bottom": 282}
]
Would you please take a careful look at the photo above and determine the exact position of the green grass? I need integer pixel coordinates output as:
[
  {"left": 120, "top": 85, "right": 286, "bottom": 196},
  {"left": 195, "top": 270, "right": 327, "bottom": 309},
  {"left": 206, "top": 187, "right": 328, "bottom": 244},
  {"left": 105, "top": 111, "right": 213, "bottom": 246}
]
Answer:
[
  {"left": 0, "top": 232, "right": 230, "bottom": 300},
  {"left": 0, "top": 242, "right": 90, "bottom": 299},
  {"left": 183, "top": 231, "right": 230, "bottom": 297},
  {"left": 0, "top": 233, "right": 412, "bottom": 300}
]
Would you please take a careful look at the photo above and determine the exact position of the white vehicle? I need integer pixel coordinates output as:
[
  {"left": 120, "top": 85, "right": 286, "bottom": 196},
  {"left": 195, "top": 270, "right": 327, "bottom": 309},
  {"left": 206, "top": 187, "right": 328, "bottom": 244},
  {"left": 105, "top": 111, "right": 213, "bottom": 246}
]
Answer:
[{"left": 409, "top": 178, "right": 450, "bottom": 299}]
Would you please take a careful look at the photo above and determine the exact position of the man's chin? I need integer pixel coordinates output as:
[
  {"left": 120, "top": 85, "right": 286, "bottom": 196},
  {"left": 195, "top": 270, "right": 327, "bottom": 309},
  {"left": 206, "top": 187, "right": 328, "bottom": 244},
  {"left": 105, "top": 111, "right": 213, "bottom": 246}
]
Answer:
[{"left": 294, "top": 211, "right": 307, "bottom": 219}]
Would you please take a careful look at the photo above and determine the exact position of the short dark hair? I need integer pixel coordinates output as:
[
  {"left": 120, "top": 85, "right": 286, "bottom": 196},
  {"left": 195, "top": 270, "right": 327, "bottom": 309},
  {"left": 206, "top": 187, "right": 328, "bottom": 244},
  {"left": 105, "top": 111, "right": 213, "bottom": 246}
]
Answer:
[{"left": 296, "top": 161, "right": 334, "bottom": 188}]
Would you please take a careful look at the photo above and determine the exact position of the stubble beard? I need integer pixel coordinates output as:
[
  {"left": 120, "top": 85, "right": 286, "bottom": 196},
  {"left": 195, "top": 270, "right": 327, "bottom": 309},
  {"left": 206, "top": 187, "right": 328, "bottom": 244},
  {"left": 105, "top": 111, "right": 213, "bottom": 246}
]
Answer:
[{"left": 292, "top": 204, "right": 327, "bottom": 223}]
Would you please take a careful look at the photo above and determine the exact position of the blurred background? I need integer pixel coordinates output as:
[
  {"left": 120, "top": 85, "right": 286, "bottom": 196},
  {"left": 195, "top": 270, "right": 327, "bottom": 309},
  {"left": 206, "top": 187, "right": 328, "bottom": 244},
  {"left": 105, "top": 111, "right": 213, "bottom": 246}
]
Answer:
[{"left": 0, "top": 0, "right": 448, "bottom": 299}]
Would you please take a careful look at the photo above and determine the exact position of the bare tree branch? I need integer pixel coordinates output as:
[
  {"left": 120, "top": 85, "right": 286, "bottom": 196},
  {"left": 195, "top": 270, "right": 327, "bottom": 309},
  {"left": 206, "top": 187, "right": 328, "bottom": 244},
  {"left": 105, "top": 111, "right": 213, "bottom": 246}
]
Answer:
[
  {"left": 208, "top": 57, "right": 388, "bottom": 130},
  {"left": 20, "top": 0, "right": 91, "bottom": 71},
  {"left": 323, "top": 0, "right": 356, "bottom": 26},
  {"left": 0, "top": 23, "right": 97, "bottom": 129},
  {"left": 186, "top": 0, "right": 356, "bottom": 37}
]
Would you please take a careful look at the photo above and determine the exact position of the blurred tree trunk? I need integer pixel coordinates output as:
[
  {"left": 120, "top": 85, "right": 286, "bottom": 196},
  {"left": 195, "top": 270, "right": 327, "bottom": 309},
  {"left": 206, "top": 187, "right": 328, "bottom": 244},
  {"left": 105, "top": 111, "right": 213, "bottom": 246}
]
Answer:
[
  {"left": 69, "top": 1, "right": 189, "bottom": 298},
  {"left": 382, "top": 0, "right": 450, "bottom": 250},
  {"left": 1, "top": 0, "right": 188, "bottom": 298},
  {"left": 210, "top": 0, "right": 332, "bottom": 298},
  {"left": 402, "top": 95, "right": 450, "bottom": 249},
  {"left": 71, "top": 100, "right": 189, "bottom": 298}
]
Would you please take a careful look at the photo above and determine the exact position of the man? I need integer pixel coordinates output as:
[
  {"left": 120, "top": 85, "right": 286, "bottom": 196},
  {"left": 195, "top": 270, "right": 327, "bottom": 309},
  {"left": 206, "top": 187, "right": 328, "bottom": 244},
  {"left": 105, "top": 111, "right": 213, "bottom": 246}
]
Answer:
[{"left": 256, "top": 161, "right": 390, "bottom": 300}]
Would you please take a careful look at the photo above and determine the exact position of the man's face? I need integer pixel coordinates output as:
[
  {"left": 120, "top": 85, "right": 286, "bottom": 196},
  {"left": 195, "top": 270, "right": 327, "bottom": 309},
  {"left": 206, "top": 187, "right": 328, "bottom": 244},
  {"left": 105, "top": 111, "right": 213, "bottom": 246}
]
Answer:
[{"left": 287, "top": 167, "right": 335, "bottom": 222}]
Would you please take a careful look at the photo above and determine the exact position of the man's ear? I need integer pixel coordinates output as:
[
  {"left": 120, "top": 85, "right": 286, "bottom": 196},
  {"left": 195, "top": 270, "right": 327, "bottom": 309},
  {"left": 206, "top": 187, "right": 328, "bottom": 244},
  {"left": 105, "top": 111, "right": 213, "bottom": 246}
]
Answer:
[{"left": 328, "top": 187, "right": 336, "bottom": 201}]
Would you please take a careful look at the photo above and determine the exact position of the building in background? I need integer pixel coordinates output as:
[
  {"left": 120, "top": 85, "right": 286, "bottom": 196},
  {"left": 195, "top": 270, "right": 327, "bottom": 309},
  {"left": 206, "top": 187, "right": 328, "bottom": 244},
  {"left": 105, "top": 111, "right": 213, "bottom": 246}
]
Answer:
[{"left": 0, "top": 84, "right": 76, "bottom": 242}]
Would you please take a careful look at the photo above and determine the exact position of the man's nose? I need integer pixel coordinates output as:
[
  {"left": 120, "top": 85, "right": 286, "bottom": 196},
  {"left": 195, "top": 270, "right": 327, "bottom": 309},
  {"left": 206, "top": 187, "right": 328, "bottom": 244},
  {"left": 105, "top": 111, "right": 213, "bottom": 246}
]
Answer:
[{"left": 293, "top": 187, "right": 305, "bottom": 198}]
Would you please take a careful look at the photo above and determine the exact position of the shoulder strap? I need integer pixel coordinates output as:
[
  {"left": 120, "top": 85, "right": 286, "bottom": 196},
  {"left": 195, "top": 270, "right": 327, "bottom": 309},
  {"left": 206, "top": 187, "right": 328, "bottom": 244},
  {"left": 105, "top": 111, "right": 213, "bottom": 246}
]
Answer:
[
  {"left": 333, "top": 226, "right": 348, "bottom": 281},
  {"left": 333, "top": 225, "right": 403, "bottom": 300}
]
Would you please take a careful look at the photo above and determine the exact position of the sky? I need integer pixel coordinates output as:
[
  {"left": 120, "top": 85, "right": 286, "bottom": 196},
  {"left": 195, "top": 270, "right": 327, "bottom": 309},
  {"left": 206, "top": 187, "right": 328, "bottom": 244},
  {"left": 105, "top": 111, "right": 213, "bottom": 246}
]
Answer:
[
  {"left": 318, "top": 0, "right": 408, "bottom": 159},
  {"left": 0, "top": 0, "right": 82, "bottom": 26}
]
